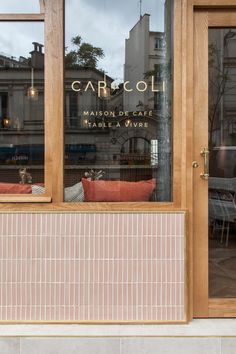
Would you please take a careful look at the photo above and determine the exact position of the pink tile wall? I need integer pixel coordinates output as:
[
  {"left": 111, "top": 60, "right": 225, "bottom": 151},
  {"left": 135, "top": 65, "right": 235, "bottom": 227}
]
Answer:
[{"left": 0, "top": 213, "right": 186, "bottom": 322}]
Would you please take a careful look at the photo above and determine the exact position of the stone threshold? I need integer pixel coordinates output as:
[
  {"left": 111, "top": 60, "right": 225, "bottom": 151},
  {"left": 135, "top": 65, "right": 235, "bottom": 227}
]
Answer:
[{"left": 0, "top": 320, "right": 236, "bottom": 337}]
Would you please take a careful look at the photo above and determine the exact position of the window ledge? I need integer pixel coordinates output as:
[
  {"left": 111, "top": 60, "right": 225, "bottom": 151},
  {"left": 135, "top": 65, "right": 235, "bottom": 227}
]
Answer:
[
  {"left": 0, "top": 196, "right": 51, "bottom": 203},
  {"left": 0, "top": 202, "right": 185, "bottom": 212}
]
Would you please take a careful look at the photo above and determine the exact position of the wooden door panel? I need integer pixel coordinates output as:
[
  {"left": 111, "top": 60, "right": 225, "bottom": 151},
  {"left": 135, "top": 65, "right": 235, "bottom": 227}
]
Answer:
[{"left": 193, "top": 10, "right": 209, "bottom": 317}]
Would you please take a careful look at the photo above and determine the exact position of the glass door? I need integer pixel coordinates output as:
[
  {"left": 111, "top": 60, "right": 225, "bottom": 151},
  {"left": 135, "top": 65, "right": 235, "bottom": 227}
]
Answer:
[{"left": 193, "top": 10, "right": 236, "bottom": 317}]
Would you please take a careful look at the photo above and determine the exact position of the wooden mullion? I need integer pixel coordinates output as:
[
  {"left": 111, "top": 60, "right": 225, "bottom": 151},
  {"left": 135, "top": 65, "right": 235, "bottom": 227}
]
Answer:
[
  {"left": 39, "top": 0, "right": 45, "bottom": 14},
  {"left": 0, "top": 14, "right": 44, "bottom": 21},
  {"left": 44, "top": 0, "right": 64, "bottom": 203},
  {"left": 194, "top": 0, "right": 236, "bottom": 7},
  {"left": 173, "top": 0, "right": 183, "bottom": 207},
  {"left": 193, "top": 10, "right": 209, "bottom": 317},
  {"left": 186, "top": 0, "right": 194, "bottom": 322},
  {"left": 208, "top": 10, "right": 236, "bottom": 26}
]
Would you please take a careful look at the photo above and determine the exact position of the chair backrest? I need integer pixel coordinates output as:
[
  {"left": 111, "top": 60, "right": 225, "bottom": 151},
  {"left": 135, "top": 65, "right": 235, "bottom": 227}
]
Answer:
[{"left": 209, "top": 189, "right": 236, "bottom": 221}]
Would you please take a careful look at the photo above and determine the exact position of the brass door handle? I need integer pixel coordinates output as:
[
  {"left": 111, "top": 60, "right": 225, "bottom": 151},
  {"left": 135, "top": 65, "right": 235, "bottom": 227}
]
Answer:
[{"left": 200, "top": 147, "right": 209, "bottom": 180}]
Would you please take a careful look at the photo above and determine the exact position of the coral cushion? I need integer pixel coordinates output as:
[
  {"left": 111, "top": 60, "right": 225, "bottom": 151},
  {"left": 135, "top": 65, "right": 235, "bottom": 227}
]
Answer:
[
  {"left": 82, "top": 178, "right": 156, "bottom": 202},
  {"left": 0, "top": 182, "right": 32, "bottom": 194}
]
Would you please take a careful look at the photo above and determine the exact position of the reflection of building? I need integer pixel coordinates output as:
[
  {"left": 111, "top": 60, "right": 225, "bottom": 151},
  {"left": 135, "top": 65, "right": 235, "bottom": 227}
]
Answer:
[
  {"left": 123, "top": 11, "right": 172, "bottom": 201},
  {"left": 209, "top": 29, "right": 236, "bottom": 148},
  {"left": 0, "top": 40, "right": 160, "bottom": 192},
  {"left": 0, "top": 53, "right": 29, "bottom": 69},
  {"left": 65, "top": 68, "right": 113, "bottom": 129},
  {"left": 0, "top": 45, "right": 114, "bottom": 136},
  {"left": 0, "top": 67, "right": 44, "bottom": 136},
  {"left": 0, "top": 18, "right": 164, "bottom": 198},
  {"left": 0, "top": 44, "right": 44, "bottom": 137},
  {"left": 124, "top": 14, "right": 164, "bottom": 111}
]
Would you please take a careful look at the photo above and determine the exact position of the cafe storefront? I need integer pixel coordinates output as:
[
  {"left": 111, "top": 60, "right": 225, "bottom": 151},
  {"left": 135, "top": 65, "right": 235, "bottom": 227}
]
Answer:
[{"left": 0, "top": 0, "right": 236, "bottom": 325}]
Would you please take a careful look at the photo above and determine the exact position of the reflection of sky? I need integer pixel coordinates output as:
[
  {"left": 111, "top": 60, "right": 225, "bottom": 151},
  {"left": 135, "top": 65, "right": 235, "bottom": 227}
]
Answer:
[
  {"left": 66, "top": 0, "right": 165, "bottom": 79},
  {"left": 0, "top": 22, "right": 44, "bottom": 59},
  {"left": 0, "top": 0, "right": 165, "bottom": 80},
  {"left": 0, "top": 1, "right": 39, "bottom": 13},
  {"left": 0, "top": 1, "right": 42, "bottom": 59}
]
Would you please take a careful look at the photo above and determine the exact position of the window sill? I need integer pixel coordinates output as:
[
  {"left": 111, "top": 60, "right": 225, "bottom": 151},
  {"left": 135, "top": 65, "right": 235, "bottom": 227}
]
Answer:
[
  {"left": 0, "top": 195, "right": 51, "bottom": 203},
  {"left": 0, "top": 202, "right": 185, "bottom": 212}
]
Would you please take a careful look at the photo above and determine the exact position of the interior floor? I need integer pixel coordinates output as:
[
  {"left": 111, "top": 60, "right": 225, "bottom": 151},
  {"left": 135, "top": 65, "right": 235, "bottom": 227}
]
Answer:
[{"left": 209, "top": 230, "right": 236, "bottom": 298}]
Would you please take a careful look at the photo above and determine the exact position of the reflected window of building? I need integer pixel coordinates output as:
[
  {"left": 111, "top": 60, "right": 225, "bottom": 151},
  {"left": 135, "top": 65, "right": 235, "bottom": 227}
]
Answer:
[
  {"left": 155, "top": 37, "right": 164, "bottom": 50},
  {"left": 65, "top": 91, "right": 79, "bottom": 129},
  {"left": 0, "top": 93, "right": 8, "bottom": 121},
  {"left": 64, "top": 0, "right": 173, "bottom": 203}
]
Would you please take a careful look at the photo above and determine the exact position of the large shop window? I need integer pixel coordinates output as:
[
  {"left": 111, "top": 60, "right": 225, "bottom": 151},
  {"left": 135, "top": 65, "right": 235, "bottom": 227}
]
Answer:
[
  {"left": 0, "top": 22, "right": 46, "bottom": 198},
  {"left": 64, "top": 0, "right": 173, "bottom": 203}
]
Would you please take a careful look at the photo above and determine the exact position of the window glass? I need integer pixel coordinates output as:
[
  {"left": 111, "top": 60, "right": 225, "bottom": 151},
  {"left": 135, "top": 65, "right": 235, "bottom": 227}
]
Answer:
[
  {"left": 208, "top": 28, "right": 236, "bottom": 298},
  {"left": 0, "top": 1, "right": 41, "bottom": 13},
  {"left": 0, "top": 22, "right": 44, "bottom": 194},
  {"left": 64, "top": 0, "right": 173, "bottom": 202}
]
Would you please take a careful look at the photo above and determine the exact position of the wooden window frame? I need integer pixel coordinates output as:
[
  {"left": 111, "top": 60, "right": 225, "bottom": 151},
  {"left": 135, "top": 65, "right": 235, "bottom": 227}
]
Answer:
[
  {"left": 0, "top": 1, "right": 63, "bottom": 205},
  {"left": 0, "top": 0, "right": 185, "bottom": 211}
]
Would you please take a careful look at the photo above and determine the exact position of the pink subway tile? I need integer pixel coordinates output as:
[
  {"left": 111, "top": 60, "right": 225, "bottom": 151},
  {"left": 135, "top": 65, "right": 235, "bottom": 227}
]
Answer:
[{"left": 0, "top": 212, "right": 185, "bottom": 322}]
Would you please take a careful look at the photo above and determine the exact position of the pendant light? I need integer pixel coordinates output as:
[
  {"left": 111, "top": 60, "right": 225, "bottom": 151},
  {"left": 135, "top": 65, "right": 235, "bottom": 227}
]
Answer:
[{"left": 28, "top": 67, "right": 39, "bottom": 100}]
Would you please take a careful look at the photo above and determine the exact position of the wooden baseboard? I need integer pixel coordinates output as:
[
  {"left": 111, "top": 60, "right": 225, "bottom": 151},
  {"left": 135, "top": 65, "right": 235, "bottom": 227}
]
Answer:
[{"left": 209, "top": 299, "right": 236, "bottom": 317}]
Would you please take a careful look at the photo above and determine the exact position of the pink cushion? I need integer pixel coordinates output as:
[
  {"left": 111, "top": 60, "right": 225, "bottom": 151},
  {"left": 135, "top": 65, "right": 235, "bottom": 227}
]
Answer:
[
  {"left": 0, "top": 182, "right": 32, "bottom": 194},
  {"left": 82, "top": 178, "right": 156, "bottom": 202}
]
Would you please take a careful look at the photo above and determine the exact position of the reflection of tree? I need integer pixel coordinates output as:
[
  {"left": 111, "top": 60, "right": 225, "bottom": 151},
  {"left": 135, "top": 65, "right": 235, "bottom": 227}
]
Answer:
[
  {"left": 209, "top": 43, "right": 227, "bottom": 149},
  {"left": 65, "top": 35, "right": 104, "bottom": 69},
  {"left": 209, "top": 31, "right": 236, "bottom": 149},
  {"left": 144, "top": 62, "right": 171, "bottom": 82}
]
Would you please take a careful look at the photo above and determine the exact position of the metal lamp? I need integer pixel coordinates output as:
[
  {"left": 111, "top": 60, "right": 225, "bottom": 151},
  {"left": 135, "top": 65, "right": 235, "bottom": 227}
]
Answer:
[{"left": 28, "top": 68, "right": 39, "bottom": 100}]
